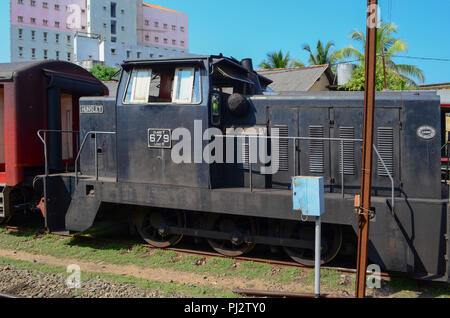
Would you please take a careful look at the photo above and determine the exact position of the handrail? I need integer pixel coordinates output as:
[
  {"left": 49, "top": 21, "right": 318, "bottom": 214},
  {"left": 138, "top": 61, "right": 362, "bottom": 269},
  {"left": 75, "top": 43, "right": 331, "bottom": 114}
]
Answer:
[
  {"left": 214, "top": 134, "right": 395, "bottom": 213},
  {"left": 37, "top": 130, "right": 80, "bottom": 177},
  {"left": 74, "top": 131, "right": 116, "bottom": 184}
]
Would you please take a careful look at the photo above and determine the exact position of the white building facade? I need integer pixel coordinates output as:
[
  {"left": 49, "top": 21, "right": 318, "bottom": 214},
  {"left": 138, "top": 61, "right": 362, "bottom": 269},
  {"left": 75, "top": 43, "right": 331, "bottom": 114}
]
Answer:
[{"left": 10, "top": 0, "right": 190, "bottom": 68}]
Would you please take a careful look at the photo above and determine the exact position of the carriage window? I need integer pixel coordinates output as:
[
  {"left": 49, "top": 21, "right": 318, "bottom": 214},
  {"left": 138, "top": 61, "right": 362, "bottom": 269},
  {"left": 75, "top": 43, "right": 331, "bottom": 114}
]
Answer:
[{"left": 124, "top": 66, "right": 201, "bottom": 105}]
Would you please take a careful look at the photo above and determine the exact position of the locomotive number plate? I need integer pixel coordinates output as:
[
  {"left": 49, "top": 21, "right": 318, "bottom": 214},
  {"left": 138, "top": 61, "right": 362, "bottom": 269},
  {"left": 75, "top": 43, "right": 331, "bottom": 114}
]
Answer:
[
  {"left": 80, "top": 105, "right": 104, "bottom": 114},
  {"left": 148, "top": 129, "right": 172, "bottom": 149}
]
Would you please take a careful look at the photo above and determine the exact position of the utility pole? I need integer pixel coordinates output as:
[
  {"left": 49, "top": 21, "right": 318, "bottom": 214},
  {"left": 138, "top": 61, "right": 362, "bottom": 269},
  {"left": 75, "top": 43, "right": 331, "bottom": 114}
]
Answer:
[{"left": 355, "top": 0, "right": 378, "bottom": 298}]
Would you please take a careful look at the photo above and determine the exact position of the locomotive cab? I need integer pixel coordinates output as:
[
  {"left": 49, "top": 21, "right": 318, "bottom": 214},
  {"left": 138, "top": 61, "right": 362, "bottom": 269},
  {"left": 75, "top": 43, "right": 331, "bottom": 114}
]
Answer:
[{"left": 83, "top": 55, "right": 271, "bottom": 189}]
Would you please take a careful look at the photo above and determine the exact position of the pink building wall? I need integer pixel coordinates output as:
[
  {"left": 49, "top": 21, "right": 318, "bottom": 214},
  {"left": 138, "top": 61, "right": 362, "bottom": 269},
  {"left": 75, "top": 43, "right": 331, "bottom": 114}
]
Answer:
[
  {"left": 11, "top": 0, "right": 87, "bottom": 33},
  {"left": 137, "top": 3, "right": 188, "bottom": 50}
]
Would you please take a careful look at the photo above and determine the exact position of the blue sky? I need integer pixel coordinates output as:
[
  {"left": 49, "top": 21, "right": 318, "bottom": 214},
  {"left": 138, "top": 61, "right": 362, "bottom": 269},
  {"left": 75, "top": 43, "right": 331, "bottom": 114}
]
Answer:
[{"left": 1, "top": 0, "right": 449, "bottom": 84}]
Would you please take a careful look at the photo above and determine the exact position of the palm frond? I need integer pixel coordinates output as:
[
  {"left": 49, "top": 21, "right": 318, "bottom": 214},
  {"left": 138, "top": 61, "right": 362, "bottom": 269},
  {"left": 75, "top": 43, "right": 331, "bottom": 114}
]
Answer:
[{"left": 392, "top": 64, "right": 425, "bottom": 84}]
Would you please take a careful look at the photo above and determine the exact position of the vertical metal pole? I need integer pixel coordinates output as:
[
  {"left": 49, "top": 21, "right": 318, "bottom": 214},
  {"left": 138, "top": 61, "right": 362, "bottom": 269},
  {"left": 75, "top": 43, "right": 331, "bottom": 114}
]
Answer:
[
  {"left": 315, "top": 216, "right": 321, "bottom": 298},
  {"left": 249, "top": 136, "right": 253, "bottom": 192},
  {"left": 94, "top": 133, "right": 99, "bottom": 181},
  {"left": 43, "top": 131, "right": 48, "bottom": 229},
  {"left": 44, "top": 132, "right": 48, "bottom": 177},
  {"left": 341, "top": 140, "right": 344, "bottom": 198},
  {"left": 355, "top": 0, "right": 378, "bottom": 299},
  {"left": 293, "top": 139, "right": 296, "bottom": 176}
]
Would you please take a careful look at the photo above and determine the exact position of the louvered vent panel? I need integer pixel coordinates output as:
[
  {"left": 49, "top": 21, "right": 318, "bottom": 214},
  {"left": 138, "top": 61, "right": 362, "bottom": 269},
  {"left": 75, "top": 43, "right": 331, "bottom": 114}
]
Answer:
[
  {"left": 377, "top": 127, "right": 394, "bottom": 177},
  {"left": 339, "top": 127, "right": 355, "bottom": 175},
  {"left": 273, "top": 125, "right": 289, "bottom": 172},
  {"left": 309, "top": 126, "right": 324, "bottom": 173},
  {"left": 241, "top": 139, "right": 249, "bottom": 169}
]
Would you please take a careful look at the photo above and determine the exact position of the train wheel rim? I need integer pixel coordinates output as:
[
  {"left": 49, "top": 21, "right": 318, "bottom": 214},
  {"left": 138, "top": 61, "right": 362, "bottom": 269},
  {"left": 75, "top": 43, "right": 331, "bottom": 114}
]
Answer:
[
  {"left": 206, "top": 216, "right": 257, "bottom": 257},
  {"left": 135, "top": 209, "right": 185, "bottom": 248},
  {"left": 282, "top": 222, "right": 342, "bottom": 267}
]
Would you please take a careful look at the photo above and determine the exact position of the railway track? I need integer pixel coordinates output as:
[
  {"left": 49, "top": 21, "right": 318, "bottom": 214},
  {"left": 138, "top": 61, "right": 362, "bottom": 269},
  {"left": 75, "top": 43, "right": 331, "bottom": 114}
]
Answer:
[
  {"left": 0, "top": 224, "right": 390, "bottom": 280},
  {"left": 0, "top": 293, "right": 19, "bottom": 299}
]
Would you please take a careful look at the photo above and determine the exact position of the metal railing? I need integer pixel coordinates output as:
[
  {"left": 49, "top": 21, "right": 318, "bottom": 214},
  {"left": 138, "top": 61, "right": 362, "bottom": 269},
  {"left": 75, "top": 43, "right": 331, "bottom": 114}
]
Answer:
[
  {"left": 215, "top": 134, "right": 395, "bottom": 212},
  {"left": 441, "top": 143, "right": 450, "bottom": 183},
  {"left": 37, "top": 130, "right": 80, "bottom": 177},
  {"left": 37, "top": 129, "right": 116, "bottom": 184},
  {"left": 74, "top": 131, "right": 116, "bottom": 184}
]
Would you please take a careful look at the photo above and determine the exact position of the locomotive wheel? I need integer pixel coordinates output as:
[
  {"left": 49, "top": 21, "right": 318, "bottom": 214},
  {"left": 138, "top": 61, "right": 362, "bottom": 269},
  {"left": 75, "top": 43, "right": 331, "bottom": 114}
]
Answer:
[
  {"left": 135, "top": 208, "right": 186, "bottom": 248},
  {"left": 206, "top": 215, "right": 257, "bottom": 257},
  {"left": 282, "top": 221, "right": 342, "bottom": 267}
]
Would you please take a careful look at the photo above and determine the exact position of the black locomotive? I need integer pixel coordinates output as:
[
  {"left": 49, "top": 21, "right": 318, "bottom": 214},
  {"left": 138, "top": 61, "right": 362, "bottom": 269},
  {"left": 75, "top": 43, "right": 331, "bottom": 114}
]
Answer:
[{"left": 38, "top": 55, "right": 449, "bottom": 282}]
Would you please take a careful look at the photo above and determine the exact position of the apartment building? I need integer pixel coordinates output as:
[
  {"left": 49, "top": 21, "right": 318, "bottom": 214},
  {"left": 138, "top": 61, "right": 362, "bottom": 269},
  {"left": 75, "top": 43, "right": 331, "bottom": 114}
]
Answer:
[{"left": 10, "top": 0, "right": 190, "bottom": 67}]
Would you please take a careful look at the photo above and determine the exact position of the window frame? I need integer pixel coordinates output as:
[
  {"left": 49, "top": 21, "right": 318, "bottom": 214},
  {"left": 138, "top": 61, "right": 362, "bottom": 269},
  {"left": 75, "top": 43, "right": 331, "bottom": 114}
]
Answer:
[{"left": 122, "top": 65, "right": 203, "bottom": 106}]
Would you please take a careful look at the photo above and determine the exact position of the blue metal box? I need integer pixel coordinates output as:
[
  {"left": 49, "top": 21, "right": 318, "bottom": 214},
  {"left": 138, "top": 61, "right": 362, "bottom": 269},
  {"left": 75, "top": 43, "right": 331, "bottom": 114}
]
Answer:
[{"left": 292, "top": 176, "right": 325, "bottom": 217}]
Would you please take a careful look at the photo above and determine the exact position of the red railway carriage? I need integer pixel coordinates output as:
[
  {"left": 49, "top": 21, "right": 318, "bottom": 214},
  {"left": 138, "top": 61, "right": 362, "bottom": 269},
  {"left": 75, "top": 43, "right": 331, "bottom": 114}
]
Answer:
[{"left": 0, "top": 61, "right": 108, "bottom": 223}]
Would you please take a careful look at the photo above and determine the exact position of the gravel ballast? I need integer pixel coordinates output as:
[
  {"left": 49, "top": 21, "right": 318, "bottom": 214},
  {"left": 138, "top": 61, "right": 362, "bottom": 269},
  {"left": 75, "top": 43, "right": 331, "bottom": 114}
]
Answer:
[{"left": 0, "top": 265, "right": 161, "bottom": 298}]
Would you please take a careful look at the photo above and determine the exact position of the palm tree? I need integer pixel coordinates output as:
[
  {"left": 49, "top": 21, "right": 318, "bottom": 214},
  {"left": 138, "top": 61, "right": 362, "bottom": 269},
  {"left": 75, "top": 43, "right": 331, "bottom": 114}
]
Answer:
[
  {"left": 335, "top": 23, "right": 424, "bottom": 84},
  {"left": 302, "top": 40, "right": 339, "bottom": 66},
  {"left": 259, "top": 50, "right": 304, "bottom": 69}
]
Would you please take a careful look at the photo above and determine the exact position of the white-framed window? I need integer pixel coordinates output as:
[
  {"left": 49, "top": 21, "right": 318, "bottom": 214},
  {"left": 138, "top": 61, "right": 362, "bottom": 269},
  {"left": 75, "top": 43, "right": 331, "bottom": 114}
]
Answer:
[
  {"left": 126, "top": 68, "right": 152, "bottom": 104},
  {"left": 123, "top": 67, "right": 201, "bottom": 105},
  {"left": 172, "top": 67, "right": 200, "bottom": 104}
]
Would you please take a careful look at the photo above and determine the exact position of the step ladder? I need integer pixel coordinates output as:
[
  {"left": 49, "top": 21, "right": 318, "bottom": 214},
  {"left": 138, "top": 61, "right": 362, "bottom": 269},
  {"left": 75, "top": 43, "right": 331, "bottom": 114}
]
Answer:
[{"left": 0, "top": 184, "right": 5, "bottom": 218}]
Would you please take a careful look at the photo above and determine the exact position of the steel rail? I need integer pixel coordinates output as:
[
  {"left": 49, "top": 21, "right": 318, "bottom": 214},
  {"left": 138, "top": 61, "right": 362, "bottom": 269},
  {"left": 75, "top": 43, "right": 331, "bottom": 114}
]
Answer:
[
  {"left": 233, "top": 289, "right": 351, "bottom": 299},
  {"left": 0, "top": 224, "right": 391, "bottom": 278}
]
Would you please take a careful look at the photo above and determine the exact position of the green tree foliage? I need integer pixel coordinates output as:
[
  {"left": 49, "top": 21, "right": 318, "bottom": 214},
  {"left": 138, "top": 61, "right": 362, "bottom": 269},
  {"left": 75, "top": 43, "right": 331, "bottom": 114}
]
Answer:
[
  {"left": 335, "top": 23, "right": 424, "bottom": 85},
  {"left": 303, "top": 40, "right": 339, "bottom": 66},
  {"left": 90, "top": 65, "right": 119, "bottom": 81},
  {"left": 338, "top": 62, "right": 409, "bottom": 91},
  {"left": 259, "top": 50, "right": 304, "bottom": 69}
]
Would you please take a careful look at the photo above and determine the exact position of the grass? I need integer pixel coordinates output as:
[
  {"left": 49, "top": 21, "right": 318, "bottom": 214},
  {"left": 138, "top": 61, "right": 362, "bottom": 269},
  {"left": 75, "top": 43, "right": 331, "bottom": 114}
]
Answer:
[
  {"left": 0, "top": 255, "right": 235, "bottom": 298},
  {"left": 0, "top": 227, "right": 449, "bottom": 298}
]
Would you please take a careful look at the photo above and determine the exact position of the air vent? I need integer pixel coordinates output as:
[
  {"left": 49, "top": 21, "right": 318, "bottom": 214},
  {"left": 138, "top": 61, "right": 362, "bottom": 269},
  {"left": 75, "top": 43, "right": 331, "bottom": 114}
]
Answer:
[
  {"left": 339, "top": 127, "right": 355, "bottom": 175},
  {"left": 309, "top": 126, "right": 324, "bottom": 173},
  {"left": 272, "top": 125, "right": 289, "bottom": 172},
  {"left": 241, "top": 139, "right": 249, "bottom": 170},
  {"left": 377, "top": 127, "right": 394, "bottom": 177}
]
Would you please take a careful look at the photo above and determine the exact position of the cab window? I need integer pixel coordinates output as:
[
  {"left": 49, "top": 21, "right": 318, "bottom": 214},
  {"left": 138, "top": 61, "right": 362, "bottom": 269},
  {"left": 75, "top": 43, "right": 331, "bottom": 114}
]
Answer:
[{"left": 123, "top": 66, "right": 201, "bottom": 105}]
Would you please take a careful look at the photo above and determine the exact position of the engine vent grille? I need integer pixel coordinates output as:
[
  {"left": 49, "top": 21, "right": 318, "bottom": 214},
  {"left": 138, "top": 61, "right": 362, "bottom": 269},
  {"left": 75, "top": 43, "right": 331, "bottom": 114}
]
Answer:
[
  {"left": 339, "top": 127, "right": 355, "bottom": 175},
  {"left": 273, "top": 125, "right": 289, "bottom": 172},
  {"left": 377, "top": 127, "right": 394, "bottom": 177},
  {"left": 241, "top": 139, "right": 249, "bottom": 170},
  {"left": 309, "top": 126, "right": 324, "bottom": 173}
]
